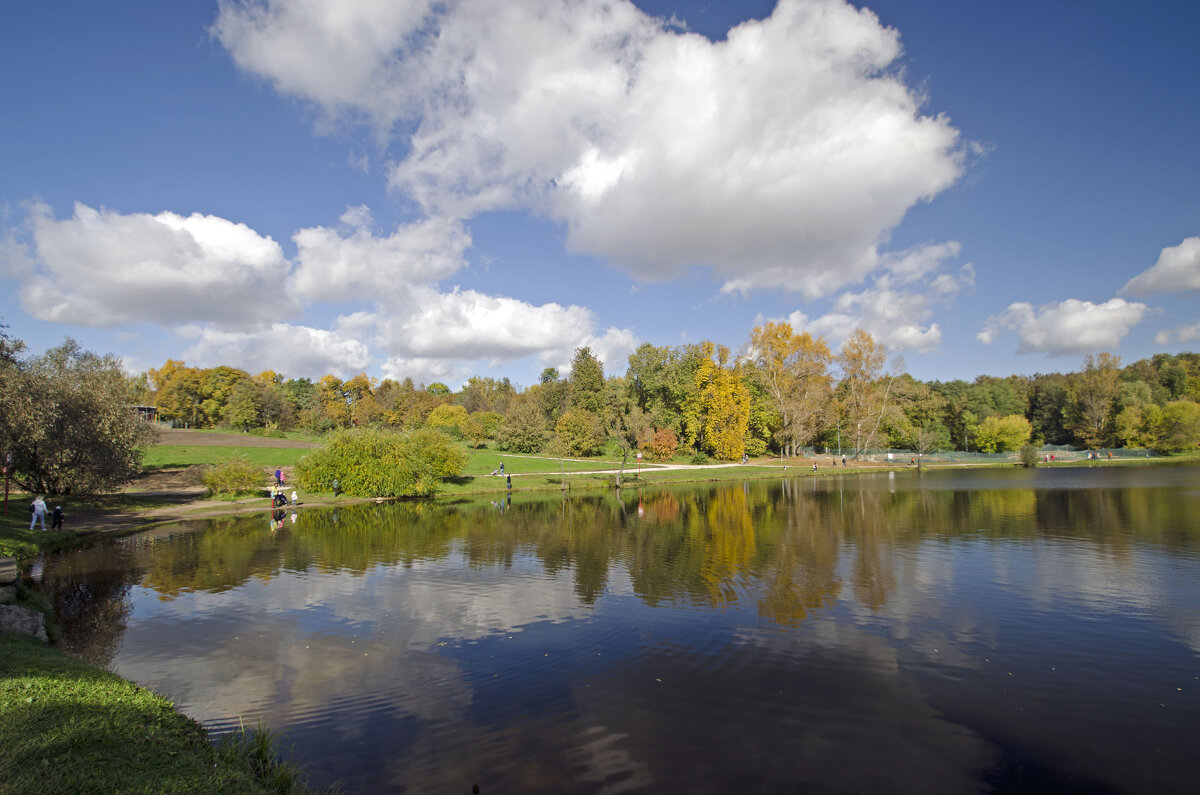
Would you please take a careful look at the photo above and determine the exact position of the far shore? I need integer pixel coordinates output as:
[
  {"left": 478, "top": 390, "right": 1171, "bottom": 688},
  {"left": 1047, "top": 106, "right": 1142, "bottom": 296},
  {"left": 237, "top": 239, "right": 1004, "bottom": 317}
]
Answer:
[{"left": 3, "top": 447, "right": 1182, "bottom": 563}]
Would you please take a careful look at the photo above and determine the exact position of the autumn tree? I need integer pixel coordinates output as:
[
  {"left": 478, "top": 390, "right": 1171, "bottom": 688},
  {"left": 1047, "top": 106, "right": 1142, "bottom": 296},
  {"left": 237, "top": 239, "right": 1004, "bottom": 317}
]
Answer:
[
  {"left": 685, "top": 342, "right": 750, "bottom": 461},
  {"left": 0, "top": 339, "right": 157, "bottom": 494},
  {"left": 835, "top": 330, "right": 896, "bottom": 459},
  {"left": 745, "top": 322, "right": 833, "bottom": 457}
]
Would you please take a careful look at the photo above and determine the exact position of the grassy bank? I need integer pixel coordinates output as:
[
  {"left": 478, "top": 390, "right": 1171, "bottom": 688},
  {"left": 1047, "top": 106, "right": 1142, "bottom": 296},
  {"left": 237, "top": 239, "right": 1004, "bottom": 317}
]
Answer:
[{"left": 0, "top": 631, "right": 315, "bottom": 793}]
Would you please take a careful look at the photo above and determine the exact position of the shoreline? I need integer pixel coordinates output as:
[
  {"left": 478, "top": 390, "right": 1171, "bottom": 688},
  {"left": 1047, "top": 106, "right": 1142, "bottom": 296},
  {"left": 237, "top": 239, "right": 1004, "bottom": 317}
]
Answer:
[{"left": 3, "top": 453, "right": 1175, "bottom": 563}]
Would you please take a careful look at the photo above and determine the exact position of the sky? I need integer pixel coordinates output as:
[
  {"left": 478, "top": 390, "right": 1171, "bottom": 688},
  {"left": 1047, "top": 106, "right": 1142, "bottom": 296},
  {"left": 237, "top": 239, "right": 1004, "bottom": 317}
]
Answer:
[{"left": 2, "top": 0, "right": 1198, "bottom": 389}]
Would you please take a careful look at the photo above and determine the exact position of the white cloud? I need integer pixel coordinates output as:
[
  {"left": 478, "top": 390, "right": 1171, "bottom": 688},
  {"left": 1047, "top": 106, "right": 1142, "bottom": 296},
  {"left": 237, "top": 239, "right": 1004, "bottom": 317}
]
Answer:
[
  {"left": 9, "top": 202, "right": 295, "bottom": 328},
  {"left": 978, "top": 298, "right": 1147, "bottom": 355},
  {"left": 1154, "top": 321, "right": 1200, "bottom": 346},
  {"left": 376, "top": 286, "right": 613, "bottom": 361},
  {"left": 180, "top": 322, "right": 372, "bottom": 378},
  {"left": 215, "top": 0, "right": 965, "bottom": 297},
  {"left": 1121, "top": 236, "right": 1200, "bottom": 296},
  {"left": 291, "top": 207, "right": 471, "bottom": 303},
  {"left": 787, "top": 242, "right": 972, "bottom": 352}
]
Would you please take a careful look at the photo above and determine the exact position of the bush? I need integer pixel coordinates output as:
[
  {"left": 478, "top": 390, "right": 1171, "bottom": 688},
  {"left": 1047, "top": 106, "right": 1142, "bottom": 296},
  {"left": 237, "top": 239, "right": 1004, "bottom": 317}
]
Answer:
[
  {"left": 1019, "top": 443, "right": 1040, "bottom": 468},
  {"left": 689, "top": 450, "right": 710, "bottom": 465},
  {"left": 294, "top": 427, "right": 467, "bottom": 498},
  {"left": 646, "top": 428, "right": 678, "bottom": 461},
  {"left": 201, "top": 458, "right": 265, "bottom": 496}
]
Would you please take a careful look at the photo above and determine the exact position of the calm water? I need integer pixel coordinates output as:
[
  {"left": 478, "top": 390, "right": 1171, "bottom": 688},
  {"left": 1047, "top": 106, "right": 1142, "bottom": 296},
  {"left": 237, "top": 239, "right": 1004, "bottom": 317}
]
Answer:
[{"left": 34, "top": 466, "right": 1200, "bottom": 793}]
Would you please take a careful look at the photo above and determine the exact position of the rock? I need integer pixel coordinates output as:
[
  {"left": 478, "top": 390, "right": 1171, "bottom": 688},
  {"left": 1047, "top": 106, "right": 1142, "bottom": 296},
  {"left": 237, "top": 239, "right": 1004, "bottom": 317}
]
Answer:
[
  {"left": 0, "top": 556, "right": 16, "bottom": 585},
  {"left": 0, "top": 604, "right": 48, "bottom": 641},
  {"left": 0, "top": 584, "right": 15, "bottom": 605}
]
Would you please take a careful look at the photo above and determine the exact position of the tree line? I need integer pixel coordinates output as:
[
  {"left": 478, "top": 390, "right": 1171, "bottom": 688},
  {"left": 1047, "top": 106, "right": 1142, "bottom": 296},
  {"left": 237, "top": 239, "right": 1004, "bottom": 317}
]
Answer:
[{"left": 136, "top": 323, "right": 1200, "bottom": 460}]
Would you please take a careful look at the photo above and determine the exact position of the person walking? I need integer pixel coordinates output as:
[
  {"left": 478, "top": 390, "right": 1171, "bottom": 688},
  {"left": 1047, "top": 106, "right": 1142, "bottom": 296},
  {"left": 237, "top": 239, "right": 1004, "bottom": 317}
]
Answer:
[
  {"left": 51, "top": 505, "right": 64, "bottom": 530},
  {"left": 332, "top": 478, "right": 340, "bottom": 497},
  {"left": 275, "top": 467, "right": 283, "bottom": 485},
  {"left": 29, "top": 496, "right": 47, "bottom": 530}
]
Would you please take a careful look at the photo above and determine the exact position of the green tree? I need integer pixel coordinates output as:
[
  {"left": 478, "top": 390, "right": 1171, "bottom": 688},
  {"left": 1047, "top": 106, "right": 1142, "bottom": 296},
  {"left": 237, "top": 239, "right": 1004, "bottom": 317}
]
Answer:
[
  {"left": 1154, "top": 401, "right": 1200, "bottom": 453},
  {"left": 496, "top": 398, "right": 550, "bottom": 453},
  {"left": 1067, "top": 352, "right": 1121, "bottom": 447},
  {"left": 569, "top": 347, "right": 606, "bottom": 413},
  {"left": 427, "top": 403, "right": 470, "bottom": 436},
  {"left": 0, "top": 339, "right": 157, "bottom": 495},
  {"left": 969, "top": 414, "right": 1032, "bottom": 453},
  {"left": 294, "top": 427, "right": 466, "bottom": 497},
  {"left": 555, "top": 409, "right": 605, "bottom": 456}
]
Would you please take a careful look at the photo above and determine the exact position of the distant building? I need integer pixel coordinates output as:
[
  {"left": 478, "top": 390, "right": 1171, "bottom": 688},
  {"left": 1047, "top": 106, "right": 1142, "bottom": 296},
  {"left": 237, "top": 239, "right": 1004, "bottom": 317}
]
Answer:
[{"left": 130, "top": 405, "right": 159, "bottom": 423}]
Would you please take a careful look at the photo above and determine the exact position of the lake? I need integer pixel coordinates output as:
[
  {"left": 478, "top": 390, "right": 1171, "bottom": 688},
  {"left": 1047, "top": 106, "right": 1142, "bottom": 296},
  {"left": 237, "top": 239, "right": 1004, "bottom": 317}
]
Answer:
[{"left": 35, "top": 465, "right": 1200, "bottom": 793}]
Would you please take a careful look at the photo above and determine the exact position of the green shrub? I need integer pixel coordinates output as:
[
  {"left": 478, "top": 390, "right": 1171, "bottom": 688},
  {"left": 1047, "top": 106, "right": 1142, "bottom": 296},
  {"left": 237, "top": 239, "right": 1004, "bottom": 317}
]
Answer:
[
  {"left": 689, "top": 450, "right": 710, "bottom": 465},
  {"left": 294, "top": 427, "right": 467, "bottom": 498},
  {"left": 1019, "top": 443, "right": 1040, "bottom": 468},
  {"left": 200, "top": 457, "right": 265, "bottom": 496}
]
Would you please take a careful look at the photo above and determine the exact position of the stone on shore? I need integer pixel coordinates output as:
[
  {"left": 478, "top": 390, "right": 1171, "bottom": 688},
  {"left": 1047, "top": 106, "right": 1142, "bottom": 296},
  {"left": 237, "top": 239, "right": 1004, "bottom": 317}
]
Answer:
[{"left": 0, "top": 604, "right": 47, "bottom": 642}]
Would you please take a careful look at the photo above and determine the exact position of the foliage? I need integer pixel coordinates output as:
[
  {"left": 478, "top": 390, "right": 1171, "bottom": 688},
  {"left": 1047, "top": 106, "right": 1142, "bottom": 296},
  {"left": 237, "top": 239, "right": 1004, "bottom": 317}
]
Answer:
[
  {"left": 294, "top": 427, "right": 467, "bottom": 497},
  {"left": 746, "top": 321, "right": 833, "bottom": 456},
  {"left": 496, "top": 398, "right": 551, "bottom": 453},
  {"left": 427, "top": 403, "right": 470, "bottom": 437},
  {"left": 569, "top": 346, "right": 606, "bottom": 413},
  {"left": 1067, "top": 352, "right": 1122, "bottom": 447},
  {"left": 201, "top": 457, "right": 266, "bottom": 496},
  {"left": 689, "top": 450, "right": 710, "bottom": 464},
  {"left": 1155, "top": 400, "right": 1200, "bottom": 453},
  {"left": 0, "top": 338, "right": 157, "bottom": 495},
  {"left": 554, "top": 409, "right": 605, "bottom": 456},
  {"left": 1019, "top": 443, "right": 1040, "bottom": 468},
  {"left": 969, "top": 414, "right": 1032, "bottom": 453},
  {"left": 836, "top": 330, "right": 895, "bottom": 457},
  {"left": 646, "top": 427, "right": 679, "bottom": 461}
]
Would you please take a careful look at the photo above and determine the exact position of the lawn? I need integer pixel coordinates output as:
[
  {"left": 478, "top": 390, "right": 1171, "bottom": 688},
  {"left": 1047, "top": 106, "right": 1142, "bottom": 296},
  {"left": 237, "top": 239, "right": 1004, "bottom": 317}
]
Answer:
[
  {"left": 142, "top": 445, "right": 312, "bottom": 470},
  {"left": 0, "top": 631, "right": 317, "bottom": 793}
]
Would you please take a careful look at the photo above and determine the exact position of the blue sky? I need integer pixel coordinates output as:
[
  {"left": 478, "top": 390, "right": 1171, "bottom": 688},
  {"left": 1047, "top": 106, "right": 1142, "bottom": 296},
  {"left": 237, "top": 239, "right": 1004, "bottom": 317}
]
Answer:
[{"left": 2, "top": 0, "right": 1197, "bottom": 388}]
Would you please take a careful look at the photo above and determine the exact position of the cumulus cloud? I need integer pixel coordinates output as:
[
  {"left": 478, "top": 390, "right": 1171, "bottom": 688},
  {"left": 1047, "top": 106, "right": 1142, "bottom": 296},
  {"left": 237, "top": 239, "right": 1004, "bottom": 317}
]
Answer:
[
  {"left": 787, "top": 241, "right": 972, "bottom": 352},
  {"left": 214, "top": 0, "right": 965, "bottom": 297},
  {"left": 179, "top": 321, "right": 372, "bottom": 377},
  {"left": 977, "top": 298, "right": 1147, "bottom": 355},
  {"left": 7, "top": 202, "right": 295, "bottom": 328},
  {"left": 376, "top": 286, "right": 619, "bottom": 361},
  {"left": 291, "top": 206, "right": 471, "bottom": 303},
  {"left": 1121, "top": 236, "right": 1200, "bottom": 296},
  {"left": 1154, "top": 321, "right": 1200, "bottom": 346}
]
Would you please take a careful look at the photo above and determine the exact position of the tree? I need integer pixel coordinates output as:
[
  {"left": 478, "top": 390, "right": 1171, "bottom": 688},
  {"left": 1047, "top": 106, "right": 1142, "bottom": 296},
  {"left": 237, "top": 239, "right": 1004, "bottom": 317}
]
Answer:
[
  {"left": 969, "top": 414, "right": 1032, "bottom": 453},
  {"left": 226, "top": 379, "right": 265, "bottom": 430},
  {"left": 569, "top": 347, "right": 606, "bottom": 413},
  {"left": 745, "top": 322, "right": 833, "bottom": 457},
  {"left": 427, "top": 404, "right": 470, "bottom": 436},
  {"left": 496, "top": 397, "right": 550, "bottom": 453},
  {"left": 1067, "top": 352, "right": 1121, "bottom": 447},
  {"left": 294, "top": 427, "right": 466, "bottom": 497},
  {"left": 646, "top": 428, "right": 679, "bottom": 461},
  {"left": 555, "top": 409, "right": 604, "bottom": 456},
  {"left": 0, "top": 339, "right": 157, "bottom": 495},
  {"left": 836, "top": 330, "right": 896, "bottom": 458},
  {"left": 1154, "top": 401, "right": 1200, "bottom": 453}
]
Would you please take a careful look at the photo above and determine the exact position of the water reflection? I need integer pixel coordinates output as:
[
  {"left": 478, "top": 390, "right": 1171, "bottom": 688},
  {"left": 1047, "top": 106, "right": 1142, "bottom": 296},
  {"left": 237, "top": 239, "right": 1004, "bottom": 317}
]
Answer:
[{"left": 34, "top": 466, "right": 1200, "bottom": 793}]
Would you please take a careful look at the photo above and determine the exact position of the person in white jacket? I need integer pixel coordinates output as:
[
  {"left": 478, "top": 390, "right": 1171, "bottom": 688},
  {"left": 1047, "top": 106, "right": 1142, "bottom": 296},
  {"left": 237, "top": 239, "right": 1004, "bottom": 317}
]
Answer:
[{"left": 29, "top": 496, "right": 47, "bottom": 530}]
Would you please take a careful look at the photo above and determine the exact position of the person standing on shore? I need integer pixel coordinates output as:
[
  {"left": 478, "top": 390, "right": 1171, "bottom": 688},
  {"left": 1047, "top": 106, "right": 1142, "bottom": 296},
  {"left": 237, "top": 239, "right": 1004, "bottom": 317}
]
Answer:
[
  {"left": 29, "top": 496, "right": 47, "bottom": 530},
  {"left": 51, "top": 505, "right": 64, "bottom": 530}
]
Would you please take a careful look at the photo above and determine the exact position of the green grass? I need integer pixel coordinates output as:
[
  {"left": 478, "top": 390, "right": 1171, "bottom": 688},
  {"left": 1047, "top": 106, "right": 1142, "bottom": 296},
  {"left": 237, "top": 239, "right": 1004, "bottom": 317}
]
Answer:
[
  {"left": 143, "top": 445, "right": 312, "bottom": 470},
  {"left": 0, "top": 631, "right": 319, "bottom": 793}
]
